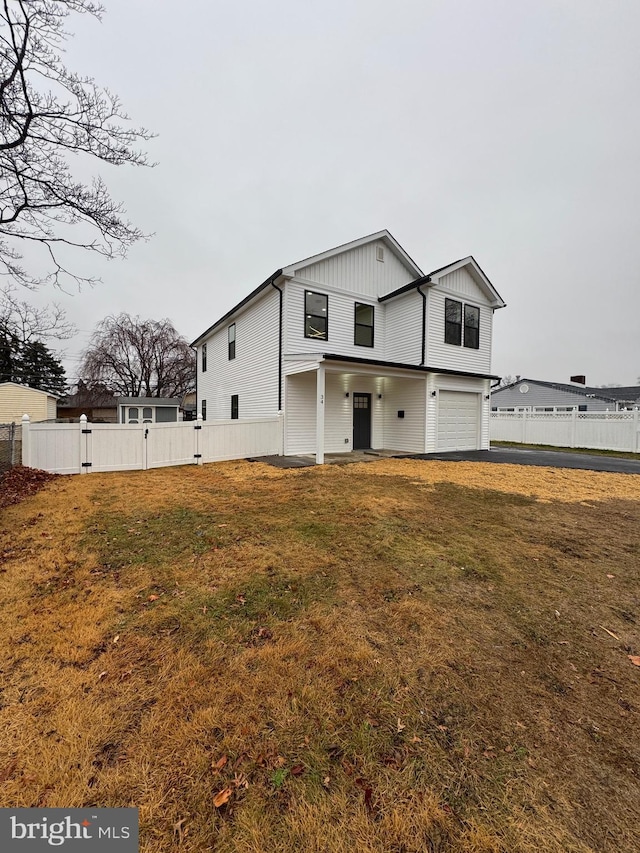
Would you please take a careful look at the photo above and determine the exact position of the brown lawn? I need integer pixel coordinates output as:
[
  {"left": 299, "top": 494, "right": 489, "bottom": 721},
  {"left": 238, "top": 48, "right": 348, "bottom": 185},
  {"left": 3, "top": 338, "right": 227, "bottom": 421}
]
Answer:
[{"left": 1, "top": 458, "right": 639, "bottom": 852}]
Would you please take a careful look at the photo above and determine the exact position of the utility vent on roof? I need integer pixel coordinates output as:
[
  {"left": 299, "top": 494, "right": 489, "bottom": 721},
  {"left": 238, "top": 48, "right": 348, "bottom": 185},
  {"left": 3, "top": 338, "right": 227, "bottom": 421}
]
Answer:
[{"left": 376, "top": 245, "right": 384, "bottom": 262}]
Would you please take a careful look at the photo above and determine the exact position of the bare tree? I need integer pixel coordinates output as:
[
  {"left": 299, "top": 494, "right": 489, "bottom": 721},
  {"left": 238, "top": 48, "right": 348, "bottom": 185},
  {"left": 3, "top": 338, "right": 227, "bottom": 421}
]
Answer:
[
  {"left": 0, "top": 0, "right": 153, "bottom": 289},
  {"left": 0, "top": 284, "right": 76, "bottom": 341},
  {"left": 79, "top": 313, "right": 195, "bottom": 399}
]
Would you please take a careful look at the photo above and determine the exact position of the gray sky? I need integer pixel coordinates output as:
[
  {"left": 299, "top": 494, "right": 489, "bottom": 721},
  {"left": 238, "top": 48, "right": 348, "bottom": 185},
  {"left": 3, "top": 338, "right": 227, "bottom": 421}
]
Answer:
[{"left": 30, "top": 0, "right": 640, "bottom": 386}]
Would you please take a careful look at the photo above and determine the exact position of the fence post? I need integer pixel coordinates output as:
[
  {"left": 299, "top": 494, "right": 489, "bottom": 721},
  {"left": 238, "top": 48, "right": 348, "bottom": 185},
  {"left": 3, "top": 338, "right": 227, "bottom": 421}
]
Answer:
[
  {"left": 195, "top": 413, "right": 203, "bottom": 465},
  {"left": 521, "top": 410, "right": 527, "bottom": 444},
  {"left": 21, "top": 414, "right": 30, "bottom": 467},
  {"left": 79, "top": 414, "right": 88, "bottom": 474},
  {"left": 634, "top": 408, "right": 639, "bottom": 453},
  {"left": 571, "top": 409, "right": 577, "bottom": 448}
]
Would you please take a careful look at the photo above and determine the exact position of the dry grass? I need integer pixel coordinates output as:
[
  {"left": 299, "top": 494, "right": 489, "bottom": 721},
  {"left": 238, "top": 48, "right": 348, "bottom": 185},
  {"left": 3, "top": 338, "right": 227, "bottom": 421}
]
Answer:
[{"left": 1, "top": 459, "right": 639, "bottom": 852}]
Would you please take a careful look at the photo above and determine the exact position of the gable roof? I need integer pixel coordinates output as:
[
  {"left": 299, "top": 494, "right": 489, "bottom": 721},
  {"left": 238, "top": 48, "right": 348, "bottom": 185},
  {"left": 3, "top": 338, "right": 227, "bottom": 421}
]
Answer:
[
  {"left": 380, "top": 256, "right": 506, "bottom": 308},
  {"left": 0, "top": 381, "right": 60, "bottom": 399},
  {"left": 191, "top": 232, "right": 504, "bottom": 347},
  {"left": 493, "top": 378, "right": 640, "bottom": 404},
  {"left": 281, "top": 229, "right": 424, "bottom": 280}
]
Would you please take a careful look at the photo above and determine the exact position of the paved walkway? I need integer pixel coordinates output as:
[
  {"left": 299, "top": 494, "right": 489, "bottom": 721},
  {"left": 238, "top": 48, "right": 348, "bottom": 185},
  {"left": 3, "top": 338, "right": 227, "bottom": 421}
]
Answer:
[{"left": 250, "top": 447, "right": 640, "bottom": 474}]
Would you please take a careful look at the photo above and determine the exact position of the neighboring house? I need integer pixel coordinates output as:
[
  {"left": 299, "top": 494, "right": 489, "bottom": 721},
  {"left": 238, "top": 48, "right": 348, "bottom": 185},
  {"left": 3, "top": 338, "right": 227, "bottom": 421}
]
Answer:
[
  {"left": 57, "top": 387, "right": 118, "bottom": 422},
  {"left": 192, "top": 230, "right": 506, "bottom": 461},
  {"left": 117, "top": 397, "right": 180, "bottom": 423},
  {"left": 0, "top": 381, "right": 59, "bottom": 423},
  {"left": 491, "top": 378, "right": 640, "bottom": 412}
]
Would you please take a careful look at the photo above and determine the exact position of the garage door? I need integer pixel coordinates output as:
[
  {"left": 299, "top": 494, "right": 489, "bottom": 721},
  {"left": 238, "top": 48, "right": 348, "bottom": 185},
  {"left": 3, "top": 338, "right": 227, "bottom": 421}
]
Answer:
[{"left": 437, "top": 391, "right": 480, "bottom": 451}]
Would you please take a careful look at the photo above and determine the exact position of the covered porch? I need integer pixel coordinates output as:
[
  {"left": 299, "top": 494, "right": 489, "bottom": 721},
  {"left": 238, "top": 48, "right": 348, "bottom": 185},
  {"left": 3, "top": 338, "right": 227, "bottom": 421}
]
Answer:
[{"left": 283, "top": 356, "right": 436, "bottom": 463}]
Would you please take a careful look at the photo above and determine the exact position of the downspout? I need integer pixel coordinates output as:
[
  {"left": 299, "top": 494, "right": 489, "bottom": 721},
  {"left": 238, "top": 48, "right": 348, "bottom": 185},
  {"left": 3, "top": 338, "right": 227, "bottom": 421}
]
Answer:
[
  {"left": 191, "top": 344, "right": 198, "bottom": 420},
  {"left": 417, "top": 284, "right": 428, "bottom": 366},
  {"left": 271, "top": 280, "right": 283, "bottom": 411}
]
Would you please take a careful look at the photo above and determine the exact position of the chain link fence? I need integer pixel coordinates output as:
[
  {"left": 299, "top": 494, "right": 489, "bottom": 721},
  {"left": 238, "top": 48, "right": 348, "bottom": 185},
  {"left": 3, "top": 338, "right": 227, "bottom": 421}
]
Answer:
[{"left": 0, "top": 422, "right": 22, "bottom": 471}]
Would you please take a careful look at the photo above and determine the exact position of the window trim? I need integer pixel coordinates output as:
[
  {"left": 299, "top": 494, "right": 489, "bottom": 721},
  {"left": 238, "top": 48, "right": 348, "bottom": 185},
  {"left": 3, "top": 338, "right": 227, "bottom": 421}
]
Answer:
[
  {"left": 354, "top": 302, "right": 374, "bottom": 348},
  {"left": 231, "top": 394, "right": 238, "bottom": 420},
  {"left": 228, "top": 324, "right": 236, "bottom": 360},
  {"left": 202, "top": 342, "right": 207, "bottom": 372},
  {"left": 304, "top": 290, "right": 328, "bottom": 341}
]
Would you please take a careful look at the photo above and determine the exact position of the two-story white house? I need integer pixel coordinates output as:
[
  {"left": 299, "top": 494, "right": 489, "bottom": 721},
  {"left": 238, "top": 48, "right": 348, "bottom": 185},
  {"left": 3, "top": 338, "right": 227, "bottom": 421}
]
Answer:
[{"left": 191, "top": 230, "right": 506, "bottom": 463}]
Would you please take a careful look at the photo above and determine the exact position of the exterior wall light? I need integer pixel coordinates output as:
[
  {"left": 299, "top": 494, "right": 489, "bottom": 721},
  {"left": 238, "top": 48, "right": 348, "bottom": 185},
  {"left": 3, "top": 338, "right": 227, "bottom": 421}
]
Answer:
[
  {"left": 345, "top": 392, "right": 350, "bottom": 398},
  {"left": 430, "top": 391, "right": 437, "bottom": 398}
]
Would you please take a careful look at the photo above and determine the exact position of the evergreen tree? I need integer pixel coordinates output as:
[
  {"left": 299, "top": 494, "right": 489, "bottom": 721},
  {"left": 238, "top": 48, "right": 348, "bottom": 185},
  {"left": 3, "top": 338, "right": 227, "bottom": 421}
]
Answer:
[{"left": 0, "top": 329, "right": 66, "bottom": 395}]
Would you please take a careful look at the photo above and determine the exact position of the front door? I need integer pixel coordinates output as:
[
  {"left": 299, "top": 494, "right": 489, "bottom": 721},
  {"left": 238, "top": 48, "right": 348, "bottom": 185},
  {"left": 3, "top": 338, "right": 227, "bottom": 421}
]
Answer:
[{"left": 353, "top": 393, "right": 371, "bottom": 449}]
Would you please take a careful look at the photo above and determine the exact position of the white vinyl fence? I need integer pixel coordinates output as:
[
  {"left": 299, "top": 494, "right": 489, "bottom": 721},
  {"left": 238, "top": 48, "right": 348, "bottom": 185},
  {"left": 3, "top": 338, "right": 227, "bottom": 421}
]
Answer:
[
  {"left": 21, "top": 414, "right": 283, "bottom": 475},
  {"left": 490, "top": 410, "right": 640, "bottom": 453}
]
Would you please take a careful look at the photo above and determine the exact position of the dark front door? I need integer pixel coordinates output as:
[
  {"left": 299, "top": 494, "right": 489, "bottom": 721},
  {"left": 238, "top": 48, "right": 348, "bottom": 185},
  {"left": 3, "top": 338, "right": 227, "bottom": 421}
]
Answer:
[{"left": 353, "top": 393, "right": 371, "bottom": 449}]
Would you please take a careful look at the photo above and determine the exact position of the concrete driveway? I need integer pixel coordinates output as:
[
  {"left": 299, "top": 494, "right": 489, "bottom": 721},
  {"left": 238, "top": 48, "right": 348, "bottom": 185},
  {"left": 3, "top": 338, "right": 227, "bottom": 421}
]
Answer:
[{"left": 416, "top": 446, "right": 640, "bottom": 475}]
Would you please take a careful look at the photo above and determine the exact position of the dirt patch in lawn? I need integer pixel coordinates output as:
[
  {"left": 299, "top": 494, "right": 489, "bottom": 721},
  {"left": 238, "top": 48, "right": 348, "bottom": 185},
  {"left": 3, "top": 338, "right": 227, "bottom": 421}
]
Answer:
[{"left": 0, "top": 459, "right": 639, "bottom": 853}]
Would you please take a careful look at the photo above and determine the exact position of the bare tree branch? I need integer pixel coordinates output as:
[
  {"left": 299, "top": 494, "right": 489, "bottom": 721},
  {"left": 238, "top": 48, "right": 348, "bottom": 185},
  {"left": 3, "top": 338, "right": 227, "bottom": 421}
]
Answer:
[{"left": 0, "top": 0, "right": 153, "bottom": 288}]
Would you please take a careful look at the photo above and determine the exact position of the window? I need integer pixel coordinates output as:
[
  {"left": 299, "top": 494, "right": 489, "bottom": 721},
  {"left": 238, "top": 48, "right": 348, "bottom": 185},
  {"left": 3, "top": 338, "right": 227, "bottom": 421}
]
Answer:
[
  {"left": 142, "top": 407, "right": 153, "bottom": 423},
  {"left": 305, "top": 291, "right": 328, "bottom": 340},
  {"left": 231, "top": 394, "right": 238, "bottom": 419},
  {"left": 445, "top": 299, "right": 480, "bottom": 349},
  {"left": 354, "top": 303, "right": 374, "bottom": 347},
  {"left": 202, "top": 342, "right": 207, "bottom": 372},
  {"left": 445, "top": 298, "right": 462, "bottom": 345},
  {"left": 228, "top": 324, "right": 236, "bottom": 360},
  {"left": 463, "top": 305, "right": 480, "bottom": 349},
  {"left": 201, "top": 400, "right": 207, "bottom": 420},
  {"left": 127, "top": 407, "right": 139, "bottom": 424}
]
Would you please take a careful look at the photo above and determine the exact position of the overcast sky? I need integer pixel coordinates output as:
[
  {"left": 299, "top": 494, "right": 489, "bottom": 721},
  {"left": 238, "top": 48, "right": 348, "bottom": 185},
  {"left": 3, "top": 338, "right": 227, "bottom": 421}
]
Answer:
[{"left": 28, "top": 0, "right": 640, "bottom": 387}]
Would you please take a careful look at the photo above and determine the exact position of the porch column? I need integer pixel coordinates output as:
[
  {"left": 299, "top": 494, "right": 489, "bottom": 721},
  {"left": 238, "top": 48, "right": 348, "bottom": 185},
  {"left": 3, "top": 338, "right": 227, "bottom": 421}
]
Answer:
[{"left": 316, "top": 363, "right": 325, "bottom": 464}]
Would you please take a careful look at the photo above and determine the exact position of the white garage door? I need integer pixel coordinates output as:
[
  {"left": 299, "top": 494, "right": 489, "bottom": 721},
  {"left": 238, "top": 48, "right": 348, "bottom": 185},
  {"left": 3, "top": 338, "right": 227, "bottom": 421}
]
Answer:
[{"left": 437, "top": 391, "right": 480, "bottom": 451}]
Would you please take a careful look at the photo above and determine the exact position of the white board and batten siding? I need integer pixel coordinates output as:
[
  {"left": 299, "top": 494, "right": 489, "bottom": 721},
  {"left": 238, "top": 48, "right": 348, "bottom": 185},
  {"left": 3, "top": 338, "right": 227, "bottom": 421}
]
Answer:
[
  {"left": 292, "top": 241, "right": 414, "bottom": 299},
  {"left": 198, "top": 287, "right": 281, "bottom": 420}
]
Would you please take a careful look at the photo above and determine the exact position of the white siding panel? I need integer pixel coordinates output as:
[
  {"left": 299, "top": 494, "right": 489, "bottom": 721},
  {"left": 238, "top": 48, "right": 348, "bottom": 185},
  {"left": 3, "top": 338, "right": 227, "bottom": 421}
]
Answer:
[
  {"left": 384, "top": 292, "right": 422, "bottom": 364},
  {"left": 382, "top": 376, "right": 426, "bottom": 453},
  {"left": 426, "top": 290, "right": 492, "bottom": 374},
  {"left": 284, "top": 371, "right": 316, "bottom": 454},
  {"left": 325, "top": 372, "right": 354, "bottom": 452},
  {"left": 283, "top": 281, "right": 386, "bottom": 361},
  {"left": 295, "top": 242, "right": 413, "bottom": 298},
  {"left": 198, "top": 289, "right": 280, "bottom": 419}
]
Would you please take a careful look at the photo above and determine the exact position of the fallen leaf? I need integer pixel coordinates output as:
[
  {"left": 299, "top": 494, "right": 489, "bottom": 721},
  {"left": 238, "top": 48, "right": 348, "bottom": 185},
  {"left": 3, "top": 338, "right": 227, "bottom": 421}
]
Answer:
[
  {"left": 213, "top": 755, "right": 228, "bottom": 771},
  {"left": 112, "top": 634, "right": 120, "bottom": 644},
  {"left": 396, "top": 719, "right": 406, "bottom": 733},
  {"left": 322, "top": 775, "right": 331, "bottom": 788},
  {"left": 410, "top": 736, "right": 422, "bottom": 743},
  {"left": 148, "top": 594, "right": 159, "bottom": 602},
  {"left": 213, "top": 788, "right": 233, "bottom": 808},
  {"left": 628, "top": 655, "right": 640, "bottom": 667},
  {"left": 290, "top": 764, "right": 305, "bottom": 777}
]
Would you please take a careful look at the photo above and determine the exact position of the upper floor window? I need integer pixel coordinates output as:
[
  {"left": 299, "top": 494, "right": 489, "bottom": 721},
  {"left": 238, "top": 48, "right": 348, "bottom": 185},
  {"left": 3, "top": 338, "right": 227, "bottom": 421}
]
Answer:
[
  {"left": 202, "top": 342, "right": 207, "bottom": 372},
  {"left": 228, "top": 324, "right": 236, "bottom": 360},
  {"left": 354, "top": 303, "right": 374, "bottom": 347},
  {"left": 463, "top": 305, "right": 480, "bottom": 350},
  {"left": 305, "top": 291, "right": 328, "bottom": 340},
  {"left": 445, "top": 298, "right": 462, "bottom": 345},
  {"left": 445, "top": 298, "right": 480, "bottom": 349},
  {"left": 231, "top": 394, "right": 238, "bottom": 419}
]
